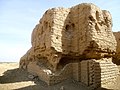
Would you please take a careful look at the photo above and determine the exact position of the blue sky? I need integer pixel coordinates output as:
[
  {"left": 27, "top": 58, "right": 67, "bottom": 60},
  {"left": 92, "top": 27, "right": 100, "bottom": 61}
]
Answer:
[{"left": 0, "top": 0, "right": 120, "bottom": 62}]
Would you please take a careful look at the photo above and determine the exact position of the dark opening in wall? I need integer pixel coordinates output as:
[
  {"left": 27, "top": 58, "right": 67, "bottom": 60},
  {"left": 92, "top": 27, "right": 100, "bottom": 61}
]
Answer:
[
  {"left": 65, "top": 23, "right": 75, "bottom": 33},
  {"left": 57, "top": 56, "right": 80, "bottom": 69},
  {"left": 72, "top": 23, "right": 75, "bottom": 29},
  {"left": 44, "top": 21, "right": 48, "bottom": 30},
  {"left": 65, "top": 24, "right": 70, "bottom": 31},
  {"left": 89, "top": 15, "right": 95, "bottom": 21},
  {"left": 56, "top": 36, "right": 59, "bottom": 39},
  {"left": 72, "top": 23, "right": 75, "bottom": 27},
  {"left": 41, "top": 26, "right": 43, "bottom": 34},
  {"left": 96, "top": 11, "right": 99, "bottom": 20}
]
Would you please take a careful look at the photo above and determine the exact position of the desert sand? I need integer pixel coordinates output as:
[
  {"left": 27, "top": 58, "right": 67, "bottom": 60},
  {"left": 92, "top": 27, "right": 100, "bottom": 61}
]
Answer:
[{"left": 0, "top": 62, "right": 120, "bottom": 90}]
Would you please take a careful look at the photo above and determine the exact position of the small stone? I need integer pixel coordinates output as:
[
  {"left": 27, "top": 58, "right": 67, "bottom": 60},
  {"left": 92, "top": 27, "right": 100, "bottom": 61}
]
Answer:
[
  {"left": 28, "top": 74, "right": 35, "bottom": 79},
  {"left": 60, "top": 86, "right": 64, "bottom": 90}
]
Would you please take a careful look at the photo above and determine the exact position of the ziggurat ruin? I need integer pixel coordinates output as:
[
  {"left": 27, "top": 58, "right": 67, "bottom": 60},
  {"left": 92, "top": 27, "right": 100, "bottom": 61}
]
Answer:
[{"left": 19, "top": 3, "right": 120, "bottom": 89}]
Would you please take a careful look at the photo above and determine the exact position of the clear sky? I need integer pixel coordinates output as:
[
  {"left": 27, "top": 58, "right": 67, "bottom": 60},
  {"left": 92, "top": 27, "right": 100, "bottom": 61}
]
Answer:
[{"left": 0, "top": 0, "right": 120, "bottom": 62}]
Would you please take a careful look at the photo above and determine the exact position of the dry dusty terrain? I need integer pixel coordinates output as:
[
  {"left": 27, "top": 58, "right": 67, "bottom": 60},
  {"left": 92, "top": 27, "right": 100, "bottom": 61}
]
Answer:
[{"left": 0, "top": 63, "right": 120, "bottom": 90}]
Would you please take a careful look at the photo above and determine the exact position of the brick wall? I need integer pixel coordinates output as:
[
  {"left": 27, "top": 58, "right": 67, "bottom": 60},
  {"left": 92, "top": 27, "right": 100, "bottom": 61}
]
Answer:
[{"left": 27, "top": 58, "right": 119, "bottom": 89}]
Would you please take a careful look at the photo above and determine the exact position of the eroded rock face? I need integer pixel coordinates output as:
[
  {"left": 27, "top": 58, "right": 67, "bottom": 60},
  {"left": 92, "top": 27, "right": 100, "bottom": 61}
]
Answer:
[
  {"left": 19, "top": 3, "right": 116, "bottom": 72},
  {"left": 113, "top": 32, "right": 120, "bottom": 64}
]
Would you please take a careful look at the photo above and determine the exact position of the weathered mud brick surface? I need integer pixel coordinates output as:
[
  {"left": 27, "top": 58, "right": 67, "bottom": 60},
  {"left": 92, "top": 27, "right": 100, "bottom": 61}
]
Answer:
[
  {"left": 19, "top": 3, "right": 119, "bottom": 89},
  {"left": 69, "top": 4, "right": 116, "bottom": 59},
  {"left": 114, "top": 32, "right": 120, "bottom": 54},
  {"left": 80, "top": 58, "right": 119, "bottom": 89},
  {"left": 20, "top": 3, "right": 116, "bottom": 71},
  {"left": 113, "top": 32, "right": 120, "bottom": 64},
  {"left": 26, "top": 58, "right": 119, "bottom": 89},
  {"left": 80, "top": 61, "right": 89, "bottom": 85},
  {"left": 90, "top": 58, "right": 118, "bottom": 89}
]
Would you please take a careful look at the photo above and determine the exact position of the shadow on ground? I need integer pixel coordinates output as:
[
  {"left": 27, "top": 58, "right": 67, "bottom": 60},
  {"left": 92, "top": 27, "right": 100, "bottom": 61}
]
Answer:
[
  {"left": 14, "top": 79, "right": 89, "bottom": 90},
  {"left": 0, "top": 68, "right": 30, "bottom": 83}
]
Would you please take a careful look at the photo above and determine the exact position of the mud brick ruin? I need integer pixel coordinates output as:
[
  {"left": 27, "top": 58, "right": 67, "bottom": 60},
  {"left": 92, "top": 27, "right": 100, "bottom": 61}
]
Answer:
[
  {"left": 113, "top": 32, "right": 120, "bottom": 65},
  {"left": 19, "top": 3, "right": 119, "bottom": 89}
]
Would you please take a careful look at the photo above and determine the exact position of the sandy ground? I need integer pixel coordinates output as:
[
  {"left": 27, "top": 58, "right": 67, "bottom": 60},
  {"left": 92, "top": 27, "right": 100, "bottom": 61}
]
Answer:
[{"left": 0, "top": 63, "right": 120, "bottom": 90}]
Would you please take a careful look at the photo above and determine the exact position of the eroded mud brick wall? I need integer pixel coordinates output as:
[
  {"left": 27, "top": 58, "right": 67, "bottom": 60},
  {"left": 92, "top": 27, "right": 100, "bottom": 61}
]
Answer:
[
  {"left": 26, "top": 58, "right": 119, "bottom": 88},
  {"left": 23, "top": 8, "right": 70, "bottom": 70},
  {"left": 113, "top": 32, "right": 120, "bottom": 64},
  {"left": 114, "top": 32, "right": 120, "bottom": 54},
  {"left": 69, "top": 4, "right": 116, "bottom": 58},
  {"left": 79, "top": 58, "right": 119, "bottom": 89},
  {"left": 20, "top": 3, "right": 117, "bottom": 72}
]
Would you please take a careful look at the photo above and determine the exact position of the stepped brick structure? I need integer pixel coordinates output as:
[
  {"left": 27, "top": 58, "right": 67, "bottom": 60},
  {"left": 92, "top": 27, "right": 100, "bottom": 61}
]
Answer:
[{"left": 19, "top": 3, "right": 119, "bottom": 89}]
